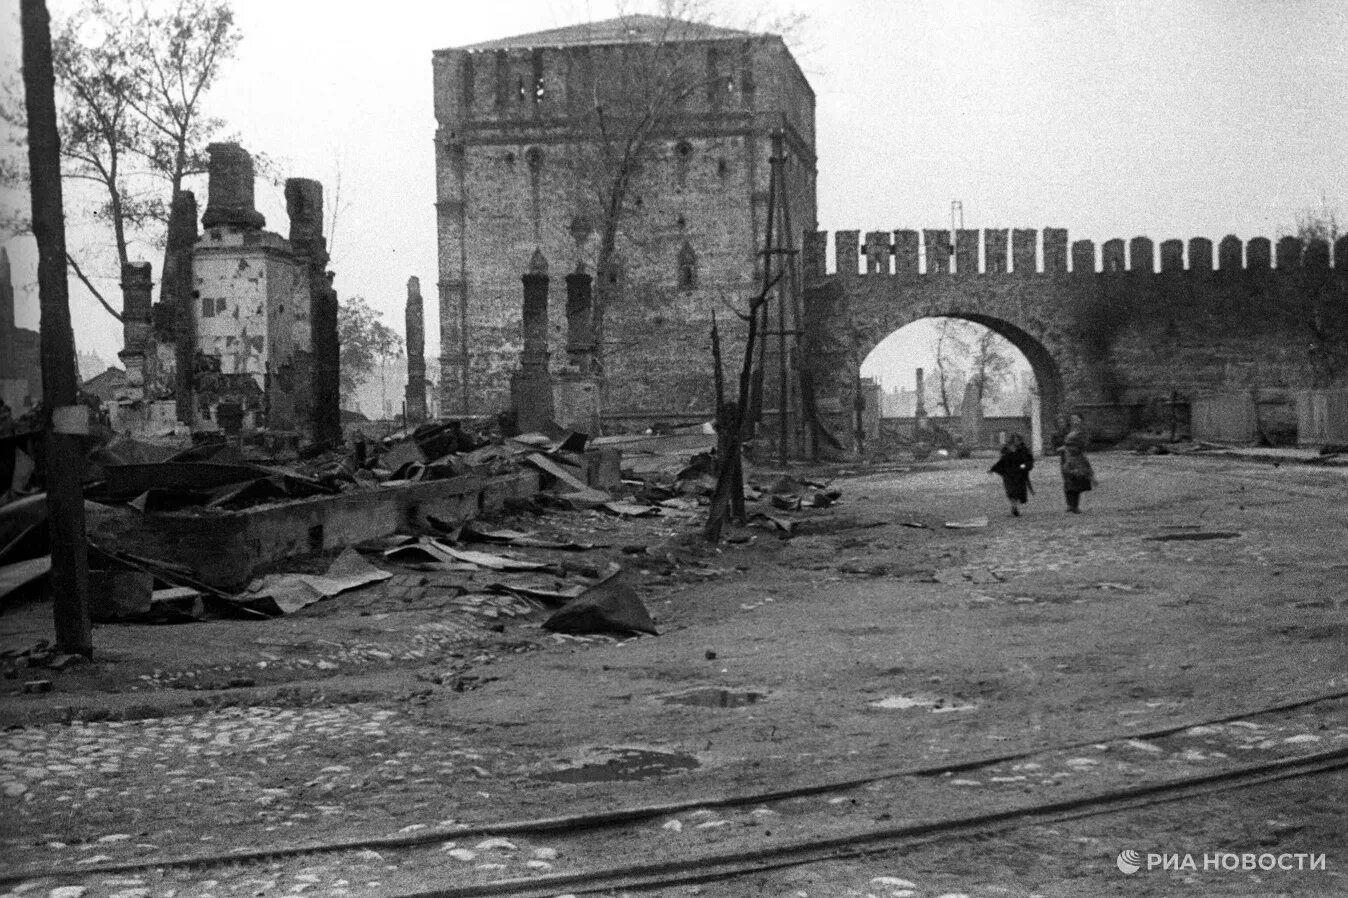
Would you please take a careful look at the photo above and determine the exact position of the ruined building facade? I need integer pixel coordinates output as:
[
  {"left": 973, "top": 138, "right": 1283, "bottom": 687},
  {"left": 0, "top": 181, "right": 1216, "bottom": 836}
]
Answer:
[
  {"left": 432, "top": 15, "right": 816, "bottom": 424},
  {"left": 115, "top": 143, "right": 341, "bottom": 443}
]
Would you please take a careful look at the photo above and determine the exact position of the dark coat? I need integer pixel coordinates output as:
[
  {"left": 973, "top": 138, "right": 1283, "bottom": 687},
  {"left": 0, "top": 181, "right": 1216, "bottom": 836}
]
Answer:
[
  {"left": 990, "top": 444, "right": 1035, "bottom": 502},
  {"left": 1059, "top": 429, "right": 1094, "bottom": 493}
]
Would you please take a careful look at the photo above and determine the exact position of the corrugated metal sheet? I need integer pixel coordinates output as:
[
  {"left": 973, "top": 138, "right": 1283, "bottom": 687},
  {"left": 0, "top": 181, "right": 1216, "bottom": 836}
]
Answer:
[{"left": 1296, "top": 390, "right": 1348, "bottom": 445}]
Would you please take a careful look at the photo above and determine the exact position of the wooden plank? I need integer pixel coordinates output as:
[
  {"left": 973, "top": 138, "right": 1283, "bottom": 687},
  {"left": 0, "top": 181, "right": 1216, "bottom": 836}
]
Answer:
[{"left": 524, "top": 453, "right": 591, "bottom": 493}]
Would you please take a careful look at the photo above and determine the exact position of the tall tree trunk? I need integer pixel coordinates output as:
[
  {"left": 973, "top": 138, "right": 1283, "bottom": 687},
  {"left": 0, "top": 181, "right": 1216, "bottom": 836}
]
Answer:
[{"left": 22, "top": 0, "right": 92, "bottom": 657}]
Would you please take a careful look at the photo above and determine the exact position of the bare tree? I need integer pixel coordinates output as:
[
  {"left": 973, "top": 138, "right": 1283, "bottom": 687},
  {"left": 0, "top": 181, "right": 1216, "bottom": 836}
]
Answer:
[
  {"left": 561, "top": 2, "right": 805, "bottom": 379},
  {"left": 930, "top": 318, "right": 1017, "bottom": 415},
  {"left": 968, "top": 325, "right": 1016, "bottom": 405},
  {"left": 3, "top": 0, "right": 240, "bottom": 321},
  {"left": 47, "top": 3, "right": 146, "bottom": 319},
  {"left": 123, "top": 0, "right": 239, "bottom": 218},
  {"left": 931, "top": 319, "right": 964, "bottom": 416}
]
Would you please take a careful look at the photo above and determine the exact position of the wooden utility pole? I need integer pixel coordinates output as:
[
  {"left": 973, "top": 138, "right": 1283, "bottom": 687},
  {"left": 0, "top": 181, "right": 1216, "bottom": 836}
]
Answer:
[{"left": 22, "top": 0, "right": 92, "bottom": 657}]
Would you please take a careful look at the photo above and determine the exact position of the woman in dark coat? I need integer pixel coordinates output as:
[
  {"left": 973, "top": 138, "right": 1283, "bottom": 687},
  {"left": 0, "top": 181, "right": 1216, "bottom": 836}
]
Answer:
[
  {"left": 990, "top": 432, "right": 1034, "bottom": 516},
  {"left": 1057, "top": 413, "right": 1095, "bottom": 513}
]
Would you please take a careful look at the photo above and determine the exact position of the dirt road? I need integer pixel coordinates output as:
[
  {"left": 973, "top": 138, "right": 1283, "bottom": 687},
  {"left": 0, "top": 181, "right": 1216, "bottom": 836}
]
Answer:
[{"left": 2, "top": 452, "right": 1346, "bottom": 897}]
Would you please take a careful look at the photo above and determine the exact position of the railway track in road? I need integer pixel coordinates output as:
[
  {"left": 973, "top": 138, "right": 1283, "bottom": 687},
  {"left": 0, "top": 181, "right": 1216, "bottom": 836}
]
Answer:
[
  {"left": 399, "top": 747, "right": 1348, "bottom": 898},
  {"left": 9, "top": 689, "right": 1348, "bottom": 897}
]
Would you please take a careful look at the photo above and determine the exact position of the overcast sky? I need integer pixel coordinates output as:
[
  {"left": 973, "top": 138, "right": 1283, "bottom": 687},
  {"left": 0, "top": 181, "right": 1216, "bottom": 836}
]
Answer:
[{"left": 3, "top": 0, "right": 1345, "bottom": 391}]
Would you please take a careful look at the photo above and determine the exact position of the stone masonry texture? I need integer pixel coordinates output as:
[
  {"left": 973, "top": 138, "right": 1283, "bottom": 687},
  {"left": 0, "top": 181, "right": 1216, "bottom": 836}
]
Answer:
[
  {"left": 802, "top": 229, "right": 1347, "bottom": 452},
  {"left": 432, "top": 15, "right": 817, "bottom": 421},
  {"left": 405, "top": 275, "right": 428, "bottom": 424}
]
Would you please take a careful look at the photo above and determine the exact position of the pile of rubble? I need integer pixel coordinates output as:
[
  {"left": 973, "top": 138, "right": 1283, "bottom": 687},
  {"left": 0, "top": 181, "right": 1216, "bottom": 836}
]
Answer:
[
  {"left": 80, "top": 418, "right": 511, "bottom": 514},
  {"left": 2, "top": 422, "right": 852, "bottom": 645}
]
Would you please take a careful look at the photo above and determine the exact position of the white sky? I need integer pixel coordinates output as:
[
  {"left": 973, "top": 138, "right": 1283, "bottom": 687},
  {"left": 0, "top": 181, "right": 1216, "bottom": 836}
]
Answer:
[{"left": 2, "top": 0, "right": 1345, "bottom": 393}]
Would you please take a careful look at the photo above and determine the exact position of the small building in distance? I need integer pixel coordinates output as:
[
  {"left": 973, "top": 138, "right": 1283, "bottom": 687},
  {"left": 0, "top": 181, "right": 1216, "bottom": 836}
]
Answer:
[{"left": 432, "top": 14, "right": 817, "bottom": 425}]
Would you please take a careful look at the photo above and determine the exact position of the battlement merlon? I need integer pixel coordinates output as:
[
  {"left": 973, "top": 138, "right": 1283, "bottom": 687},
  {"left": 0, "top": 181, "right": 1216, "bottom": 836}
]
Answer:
[{"left": 801, "top": 229, "right": 1346, "bottom": 280}]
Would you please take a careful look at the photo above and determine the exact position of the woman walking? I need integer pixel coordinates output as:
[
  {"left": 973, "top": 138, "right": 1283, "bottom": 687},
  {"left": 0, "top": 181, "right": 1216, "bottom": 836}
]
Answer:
[
  {"left": 1057, "top": 413, "right": 1095, "bottom": 513},
  {"left": 990, "top": 432, "right": 1034, "bottom": 516}
]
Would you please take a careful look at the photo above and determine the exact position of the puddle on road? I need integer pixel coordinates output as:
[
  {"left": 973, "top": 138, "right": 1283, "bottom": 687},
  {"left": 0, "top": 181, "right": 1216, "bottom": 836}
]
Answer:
[
  {"left": 533, "top": 748, "right": 700, "bottom": 784},
  {"left": 869, "top": 693, "right": 977, "bottom": 713},
  {"left": 1144, "top": 532, "right": 1242, "bottom": 542},
  {"left": 659, "top": 688, "right": 765, "bottom": 708}
]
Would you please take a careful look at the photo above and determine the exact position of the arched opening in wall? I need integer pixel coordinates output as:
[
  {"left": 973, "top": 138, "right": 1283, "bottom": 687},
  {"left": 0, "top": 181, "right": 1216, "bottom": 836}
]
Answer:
[{"left": 859, "top": 315, "right": 1063, "bottom": 454}]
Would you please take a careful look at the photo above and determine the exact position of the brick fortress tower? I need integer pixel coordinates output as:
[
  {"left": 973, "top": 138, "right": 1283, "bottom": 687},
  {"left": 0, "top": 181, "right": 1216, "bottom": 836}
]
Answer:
[{"left": 431, "top": 15, "right": 816, "bottom": 427}]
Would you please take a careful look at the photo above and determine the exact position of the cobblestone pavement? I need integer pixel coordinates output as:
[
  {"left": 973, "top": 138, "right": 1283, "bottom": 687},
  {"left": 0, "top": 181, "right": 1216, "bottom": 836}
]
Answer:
[
  {"left": 1, "top": 455, "right": 1345, "bottom": 897},
  {"left": 4, "top": 702, "right": 1345, "bottom": 897}
]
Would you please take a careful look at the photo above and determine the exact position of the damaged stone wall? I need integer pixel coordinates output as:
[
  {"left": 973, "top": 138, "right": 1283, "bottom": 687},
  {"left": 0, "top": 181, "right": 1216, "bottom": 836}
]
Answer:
[
  {"left": 432, "top": 24, "right": 817, "bottom": 421},
  {"left": 192, "top": 230, "right": 312, "bottom": 432},
  {"left": 104, "top": 144, "right": 338, "bottom": 441},
  {"left": 803, "top": 228, "right": 1348, "bottom": 448}
]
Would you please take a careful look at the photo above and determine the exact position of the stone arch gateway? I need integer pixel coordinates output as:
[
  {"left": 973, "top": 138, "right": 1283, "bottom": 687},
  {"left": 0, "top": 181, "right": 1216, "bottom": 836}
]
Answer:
[
  {"left": 858, "top": 312, "right": 1066, "bottom": 454},
  {"left": 800, "top": 227, "right": 1348, "bottom": 457}
]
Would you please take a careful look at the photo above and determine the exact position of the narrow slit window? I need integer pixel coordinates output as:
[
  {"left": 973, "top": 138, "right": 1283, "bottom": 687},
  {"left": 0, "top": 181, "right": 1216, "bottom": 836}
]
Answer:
[{"left": 677, "top": 242, "right": 698, "bottom": 290}]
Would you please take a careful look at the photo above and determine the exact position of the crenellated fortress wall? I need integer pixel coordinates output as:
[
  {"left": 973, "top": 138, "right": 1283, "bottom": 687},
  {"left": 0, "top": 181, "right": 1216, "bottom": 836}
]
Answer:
[
  {"left": 800, "top": 227, "right": 1348, "bottom": 450},
  {"left": 804, "top": 228, "right": 1346, "bottom": 278}
]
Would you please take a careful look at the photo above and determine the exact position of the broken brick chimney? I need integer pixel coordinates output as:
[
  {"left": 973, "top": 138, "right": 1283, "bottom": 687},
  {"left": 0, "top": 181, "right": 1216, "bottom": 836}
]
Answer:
[
  {"left": 404, "top": 276, "right": 428, "bottom": 424},
  {"left": 201, "top": 142, "right": 265, "bottom": 231},
  {"left": 510, "top": 249, "right": 554, "bottom": 433},
  {"left": 164, "top": 190, "right": 199, "bottom": 421},
  {"left": 286, "top": 177, "right": 341, "bottom": 445},
  {"left": 554, "top": 262, "right": 601, "bottom": 435},
  {"left": 116, "top": 262, "right": 154, "bottom": 401}
]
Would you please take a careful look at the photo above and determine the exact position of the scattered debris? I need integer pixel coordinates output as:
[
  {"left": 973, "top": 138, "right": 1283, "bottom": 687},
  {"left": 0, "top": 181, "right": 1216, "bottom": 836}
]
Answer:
[
  {"left": 458, "top": 521, "right": 601, "bottom": 551},
  {"left": 0, "top": 556, "right": 51, "bottom": 603},
  {"left": 88, "top": 570, "right": 154, "bottom": 621},
  {"left": 1144, "top": 531, "right": 1242, "bottom": 542},
  {"left": 543, "top": 569, "right": 658, "bottom": 636},
  {"left": 534, "top": 747, "right": 698, "bottom": 783},
  {"left": 602, "top": 501, "right": 661, "bottom": 518},
  {"left": 870, "top": 693, "right": 977, "bottom": 713},
  {"left": 659, "top": 688, "right": 764, "bottom": 708},
  {"left": 437, "top": 546, "right": 557, "bottom": 573},
  {"left": 237, "top": 548, "right": 393, "bottom": 615},
  {"left": 748, "top": 511, "right": 798, "bottom": 536},
  {"left": 523, "top": 453, "right": 590, "bottom": 493}
]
